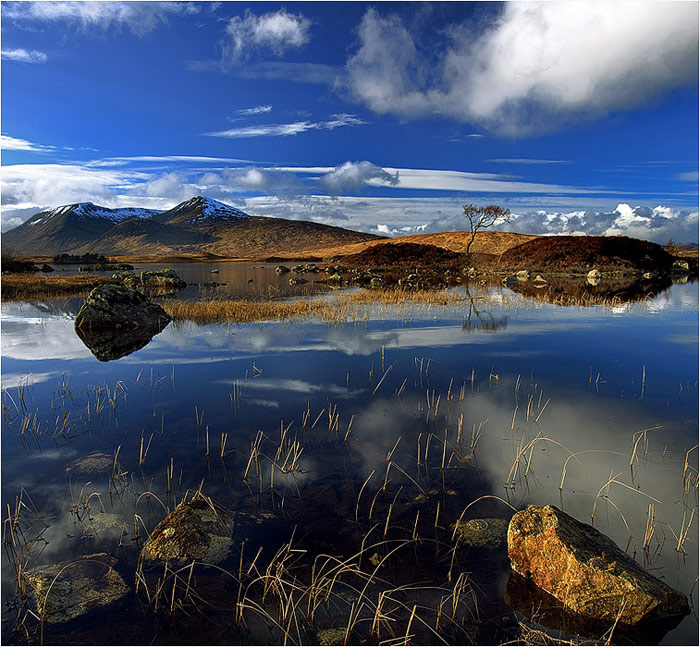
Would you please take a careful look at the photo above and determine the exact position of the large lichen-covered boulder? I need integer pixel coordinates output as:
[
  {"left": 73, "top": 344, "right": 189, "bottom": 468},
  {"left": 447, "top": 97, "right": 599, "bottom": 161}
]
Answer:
[
  {"left": 140, "top": 268, "right": 187, "bottom": 291},
  {"left": 23, "top": 553, "right": 128, "bottom": 624},
  {"left": 507, "top": 505, "right": 689, "bottom": 624},
  {"left": 75, "top": 284, "right": 171, "bottom": 331},
  {"left": 141, "top": 496, "right": 233, "bottom": 564}
]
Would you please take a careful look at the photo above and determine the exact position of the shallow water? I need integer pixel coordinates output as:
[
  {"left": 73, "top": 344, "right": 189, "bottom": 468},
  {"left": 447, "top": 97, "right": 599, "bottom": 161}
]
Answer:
[
  {"left": 53, "top": 261, "right": 334, "bottom": 300},
  {"left": 1, "top": 279, "right": 698, "bottom": 645}
]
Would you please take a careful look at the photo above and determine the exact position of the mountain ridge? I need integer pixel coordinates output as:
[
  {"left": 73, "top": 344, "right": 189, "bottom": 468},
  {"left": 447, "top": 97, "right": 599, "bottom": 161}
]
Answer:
[{"left": 3, "top": 196, "right": 384, "bottom": 257}]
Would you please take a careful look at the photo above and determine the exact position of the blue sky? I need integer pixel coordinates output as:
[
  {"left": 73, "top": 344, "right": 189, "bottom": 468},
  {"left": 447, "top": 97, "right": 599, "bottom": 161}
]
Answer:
[{"left": 1, "top": 0, "right": 698, "bottom": 242}]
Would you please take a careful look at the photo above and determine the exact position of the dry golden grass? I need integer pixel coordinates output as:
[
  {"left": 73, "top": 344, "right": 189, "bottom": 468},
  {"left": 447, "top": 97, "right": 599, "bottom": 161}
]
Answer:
[
  {"left": 314, "top": 230, "right": 537, "bottom": 258},
  {"left": 1, "top": 274, "right": 117, "bottom": 301},
  {"left": 162, "top": 288, "right": 467, "bottom": 325},
  {"left": 163, "top": 298, "right": 339, "bottom": 325}
]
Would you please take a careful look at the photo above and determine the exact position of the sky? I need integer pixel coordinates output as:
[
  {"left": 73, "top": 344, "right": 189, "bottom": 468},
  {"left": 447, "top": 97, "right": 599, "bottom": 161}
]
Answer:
[{"left": 1, "top": 0, "right": 698, "bottom": 242}]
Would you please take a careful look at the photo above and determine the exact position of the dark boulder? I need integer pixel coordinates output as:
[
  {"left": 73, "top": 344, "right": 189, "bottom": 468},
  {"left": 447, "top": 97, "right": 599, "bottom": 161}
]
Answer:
[
  {"left": 74, "top": 284, "right": 170, "bottom": 360},
  {"left": 75, "top": 284, "right": 171, "bottom": 331}
]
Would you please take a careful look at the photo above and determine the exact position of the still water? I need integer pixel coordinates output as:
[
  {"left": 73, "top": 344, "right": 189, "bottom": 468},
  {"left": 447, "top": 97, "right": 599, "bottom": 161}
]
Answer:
[{"left": 1, "top": 275, "right": 698, "bottom": 645}]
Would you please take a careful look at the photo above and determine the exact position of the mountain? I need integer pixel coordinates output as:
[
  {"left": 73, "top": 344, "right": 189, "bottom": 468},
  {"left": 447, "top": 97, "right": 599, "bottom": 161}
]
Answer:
[
  {"left": 4, "top": 196, "right": 382, "bottom": 258},
  {"left": 153, "top": 196, "right": 250, "bottom": 226},
  {"left": 2, "top": 202, "right": 161, "bottom": 256},
  {"left": 84, "top": 218, "right": 216, "bottom": 256}
]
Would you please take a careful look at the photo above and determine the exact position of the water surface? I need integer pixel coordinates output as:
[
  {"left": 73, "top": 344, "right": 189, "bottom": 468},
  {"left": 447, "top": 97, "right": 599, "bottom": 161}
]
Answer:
[{"left": 2, "top": 278, "right": 697, "bottom": 645}]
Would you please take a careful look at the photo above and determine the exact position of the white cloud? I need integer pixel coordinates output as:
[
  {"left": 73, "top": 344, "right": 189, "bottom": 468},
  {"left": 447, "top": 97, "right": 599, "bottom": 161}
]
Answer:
[
  {"left": 1, "top": 48, "right": 48, "bottom": 63},
  {"left": 343, "top": 3, "right": 699, "bottom": 136},
  {"left": 1, "top": 134, "right": 56, "bottom": 152},
  {"left": 86, "top": 155, "right": 259, "bottom": 167},
  {"left": 204, "top": 114, "right": 366, "bottom": 139},
  {"left": 1, "top": 163, "right": 148, "bottom": 212},
  {"left": 222, "top": 9, "right": 310, "bottom": 63},
  {"left": 196, "top": 167, "right": 303, "bottom": 195},
  {"left": 321, "top": 161, "right": 399, "bottom": 194},
  {"left": 3, "top": 1, "right": 199, "bottom": 36},
  {"left": 135, "top": 172, "right": 193, "bottom": 201},
  {"left": 234, "top": 104, "right": 272, "bottom": 117}
]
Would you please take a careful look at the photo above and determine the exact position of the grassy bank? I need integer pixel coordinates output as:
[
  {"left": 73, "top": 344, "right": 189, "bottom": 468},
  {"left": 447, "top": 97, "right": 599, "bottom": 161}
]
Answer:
[
  {"left": 1, "top": 274, "right": 118, "bottom": 301},
  {"left": 163, "top": 289, "right": 467, "bottom": 325}
]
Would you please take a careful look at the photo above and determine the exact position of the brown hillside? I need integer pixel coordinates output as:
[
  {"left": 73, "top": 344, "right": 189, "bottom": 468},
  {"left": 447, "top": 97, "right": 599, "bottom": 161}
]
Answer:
[
  {"left": 339, "top": 243, "right": 463, "bottom": 267},
  {"left": 501, "top": 235, "right": 675, "bottom": 272},
  {"left": 312, "top": 230, "right": 536, "bottom": 258}
]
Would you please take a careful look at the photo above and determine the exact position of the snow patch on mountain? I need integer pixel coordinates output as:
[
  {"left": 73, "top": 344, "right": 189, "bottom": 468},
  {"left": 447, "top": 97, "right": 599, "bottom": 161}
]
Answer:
[
  {"left": 176, "top": 196, "right": 251, "bottom": 222},
  {"left": 32, "top": 202, "right": 161, "bottom": 226}
]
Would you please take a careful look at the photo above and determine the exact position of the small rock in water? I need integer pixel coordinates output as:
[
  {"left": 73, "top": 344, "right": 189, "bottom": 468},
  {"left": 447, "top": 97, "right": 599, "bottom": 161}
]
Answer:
[
  {"left": 507, "top": 505, "right": 689, "bottom": 624},
  {"left": 24, "top": 553, "right": 129, "bottom": 624},
  {"left": 317, "top": 628, "right": 346, "bottom": 646},
  {"left": 453, "top": 517, "right": 509, "bottom": 548},
  {"left": 65, "top": 452, "right": 114, "bottom": 475},
  {"left": 141, "top": 495, "right": 233, "bottom": 565}
]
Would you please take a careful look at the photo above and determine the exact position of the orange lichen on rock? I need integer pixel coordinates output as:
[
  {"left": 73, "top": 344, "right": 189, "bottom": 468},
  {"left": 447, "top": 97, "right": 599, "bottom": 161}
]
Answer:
[{"left": 507, "top": 505, "right": 688, "bottom": 624}]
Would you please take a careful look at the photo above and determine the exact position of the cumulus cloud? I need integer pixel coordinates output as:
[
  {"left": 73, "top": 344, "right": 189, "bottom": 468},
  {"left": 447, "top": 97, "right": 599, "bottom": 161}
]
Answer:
[
  {"left": 135, "top": 172, "right": 194, "bottom": 202},
  {"left": 1, "top": 48, "right": 48, "bottom": 63},
  {"left": 198, "top": 167, "right": 303, "bottom": 195},
  {"left": 3, "top": 1, "right": 199, "bottom": 36},
  {"left": 343, "top": 3, "right": 699, "bottom": 136},
  {"left": 222, "top": 9, "right": 310, "bottom": 63},
  {"left": 204, "top": 114, "right": 366, "bottom": 138},
  {"left": 320, "top": 161, "right": 399, "bottom": 194}
]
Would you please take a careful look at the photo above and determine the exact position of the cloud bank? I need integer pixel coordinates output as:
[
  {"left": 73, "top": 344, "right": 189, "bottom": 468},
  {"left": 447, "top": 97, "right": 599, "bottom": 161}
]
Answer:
[{"left": 344, "top": 3, "right": 699, "bottom": 136}]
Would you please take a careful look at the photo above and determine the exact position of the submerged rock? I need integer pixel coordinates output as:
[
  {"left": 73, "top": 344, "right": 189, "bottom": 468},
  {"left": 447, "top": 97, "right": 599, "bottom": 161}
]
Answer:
[
  {"left": 141, "top": 496, "right": 233, "bottom": 564},
  {"left": 507, "top": 505, "right": 689, "bottom": 624},
  {"left": 453, "top": 517, "right": 509, "bottom": 548},
  {"left": 24, "top": 553, "right": 129, "bottom": 624},
  {"left": 317, "top": 628, "right": 346, "bottom": 645},
  {"left": 65, "top": 452, "right": 114, "bottom": 475}
]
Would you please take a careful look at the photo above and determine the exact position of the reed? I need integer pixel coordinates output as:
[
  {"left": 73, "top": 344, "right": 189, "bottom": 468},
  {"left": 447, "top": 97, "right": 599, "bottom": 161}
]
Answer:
[{"left": 1, "top": 274, "right": 117, "bottom": 301}]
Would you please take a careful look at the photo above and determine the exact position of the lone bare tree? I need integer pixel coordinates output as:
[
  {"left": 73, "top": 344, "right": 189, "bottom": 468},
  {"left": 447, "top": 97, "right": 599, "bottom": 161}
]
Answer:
[{"left": 463, "top": 204, "right": 511, "bottom": 258}]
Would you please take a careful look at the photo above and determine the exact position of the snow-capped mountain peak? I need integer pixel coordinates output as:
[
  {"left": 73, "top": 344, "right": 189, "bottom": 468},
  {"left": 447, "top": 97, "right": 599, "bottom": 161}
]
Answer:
[
  {"left": 175, "top": 196, "right": 251, "bottom": 222},
  {"left": 33, "top": 202, "right": 160, "bottom": 225}
]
